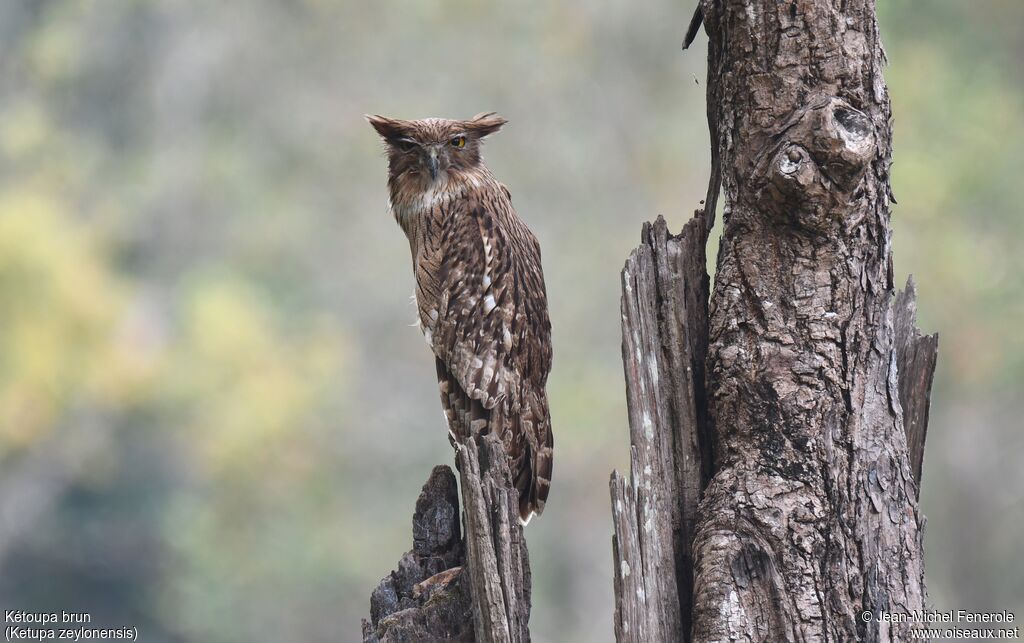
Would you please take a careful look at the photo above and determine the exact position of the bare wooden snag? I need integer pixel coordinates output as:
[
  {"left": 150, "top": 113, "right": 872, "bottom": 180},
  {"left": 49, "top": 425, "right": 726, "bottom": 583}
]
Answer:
[
  {"left": 364, "top": 433, "right": 531, "bottom": 643},
  {"left": 610, "top": 215, "right": 711, "bottom": 643},
  {"left": 893, "top": 276, "right": 939, "bottom": 492},
  {"left": 457, "top": 433, "right": 532, "bottom": 643}
]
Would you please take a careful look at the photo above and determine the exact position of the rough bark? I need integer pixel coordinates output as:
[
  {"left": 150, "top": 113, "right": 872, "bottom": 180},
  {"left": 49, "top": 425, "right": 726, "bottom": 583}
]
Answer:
[
  {"left": 363, "top": 434, "right": 531, "bottom": 643},
  {"left": 362, "top": 466, "right": 473, "bottom": 643},
  {"left": 688, "top": 0, "right": 932, "bottom": 641},
  {"left": 610, "top": 215, "right": 712, "bottom": 642}
]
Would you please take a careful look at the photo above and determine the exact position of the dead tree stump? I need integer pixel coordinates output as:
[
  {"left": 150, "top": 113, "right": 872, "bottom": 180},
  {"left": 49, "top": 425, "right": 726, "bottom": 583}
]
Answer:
[
  {"left": 362, "top": 466, "right": 472, "bottom": 642},
  {"left": 363, "top": 433, "right": 531, "bottom": 642},
  {"left": 457, "top": 433, "right": 532, "bottom": 643}
]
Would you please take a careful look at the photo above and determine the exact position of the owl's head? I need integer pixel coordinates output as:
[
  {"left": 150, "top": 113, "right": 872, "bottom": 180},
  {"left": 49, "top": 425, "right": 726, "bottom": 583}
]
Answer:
[{"left": 366, "top": 113, "right": 506, "bottom": 183}]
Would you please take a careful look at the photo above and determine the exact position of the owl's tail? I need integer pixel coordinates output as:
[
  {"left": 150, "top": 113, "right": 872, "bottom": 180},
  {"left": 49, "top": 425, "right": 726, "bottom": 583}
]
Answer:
[
  {"left": 435, "top": 358, "right": 553, "bottom": 525},
  {"left": 518, "top": 390, "right": 553, "bottom": 525}
]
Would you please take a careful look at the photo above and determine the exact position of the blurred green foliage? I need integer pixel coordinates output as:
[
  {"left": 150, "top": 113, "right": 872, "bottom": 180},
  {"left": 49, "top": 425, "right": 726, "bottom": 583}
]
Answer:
[
  {"left": 0, "top": 1, "right": 1020, "bottom": 641},
  {"left": 0, "top": 191, "right": 126, "bottom": 455}
]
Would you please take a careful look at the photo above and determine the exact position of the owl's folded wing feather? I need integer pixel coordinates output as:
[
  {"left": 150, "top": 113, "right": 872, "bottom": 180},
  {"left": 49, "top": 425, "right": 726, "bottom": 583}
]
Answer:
[
  {"left": 418, "top": 186, "right": 553, "bottom": 519},
  {"left": 420, "top": 188, "right": 551, "bottom": 409}
]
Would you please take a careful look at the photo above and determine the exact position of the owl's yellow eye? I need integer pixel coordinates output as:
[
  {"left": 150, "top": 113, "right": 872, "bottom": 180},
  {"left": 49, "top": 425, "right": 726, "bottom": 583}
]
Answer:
[{"left": 450, "top": 136, "right": 466, "bottom": 149}]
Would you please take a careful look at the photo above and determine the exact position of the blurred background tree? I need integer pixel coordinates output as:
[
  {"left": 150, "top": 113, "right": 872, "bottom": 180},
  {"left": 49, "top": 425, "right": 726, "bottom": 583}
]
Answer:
[{"left": 0, "top": 1, "right": 1020, "bottom": 641}]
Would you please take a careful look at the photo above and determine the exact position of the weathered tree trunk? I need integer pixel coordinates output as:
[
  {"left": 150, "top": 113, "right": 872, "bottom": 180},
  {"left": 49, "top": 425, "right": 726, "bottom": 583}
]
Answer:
[
  {"left": 612, "top": 0, "right": 937, "bottom": 641},
  {"left": 363, "top": 434, "right": 531, "bottom": 643},
  {"left": 693, "top": 0, "right": 931, "bottom": 638}
]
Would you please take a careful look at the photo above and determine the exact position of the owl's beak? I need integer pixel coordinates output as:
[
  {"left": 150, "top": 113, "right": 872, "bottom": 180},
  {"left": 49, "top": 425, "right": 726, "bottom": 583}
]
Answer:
[{"left": 427, "top": 150, "right": 440, "bottom": 181}]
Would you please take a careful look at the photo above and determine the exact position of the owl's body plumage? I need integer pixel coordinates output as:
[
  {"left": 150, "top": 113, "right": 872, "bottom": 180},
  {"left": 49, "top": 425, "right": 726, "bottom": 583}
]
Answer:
[{"left": 368, "top": 114, "right": 553, "bottom": 522}]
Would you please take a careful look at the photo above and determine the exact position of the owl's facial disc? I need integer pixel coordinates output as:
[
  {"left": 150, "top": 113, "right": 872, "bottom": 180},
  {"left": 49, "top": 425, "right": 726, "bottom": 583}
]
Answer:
[{"left": 368, "top": 114, "right": 504, "bottom": 185}]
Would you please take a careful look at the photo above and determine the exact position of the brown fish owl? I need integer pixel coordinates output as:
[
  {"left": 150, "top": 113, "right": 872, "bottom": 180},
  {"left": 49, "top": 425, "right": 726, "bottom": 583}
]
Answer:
[{"left": 367, "top": 113, "right": 553, "bottom": 523}]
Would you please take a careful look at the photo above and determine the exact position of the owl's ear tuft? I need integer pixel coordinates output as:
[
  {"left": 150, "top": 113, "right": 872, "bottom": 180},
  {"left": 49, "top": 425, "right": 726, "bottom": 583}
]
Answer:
[
  {"left": 365, "top": 115, "right": 412, "bottom": 142},
  {"left": 466, "top": 112, "right": 507, "bottom": 139}
]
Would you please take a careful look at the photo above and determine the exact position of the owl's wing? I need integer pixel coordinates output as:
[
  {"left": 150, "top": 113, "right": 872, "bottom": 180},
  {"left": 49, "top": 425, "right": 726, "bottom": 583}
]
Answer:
[
  {"left": 418, "top": 186, "right": 553, "bottom": 520},
  {"left": 420, "top": 188, "right": 551, "bottom": 407}
]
